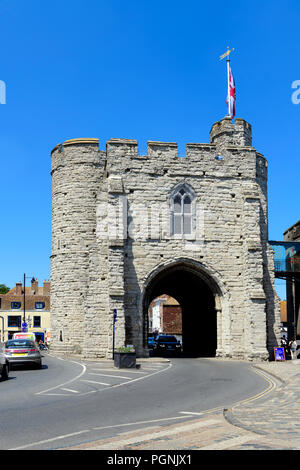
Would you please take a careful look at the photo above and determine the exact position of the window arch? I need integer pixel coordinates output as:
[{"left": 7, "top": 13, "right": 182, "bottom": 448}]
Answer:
[{"left": 170, "top": 184, "right": 196, "bottom": 236}]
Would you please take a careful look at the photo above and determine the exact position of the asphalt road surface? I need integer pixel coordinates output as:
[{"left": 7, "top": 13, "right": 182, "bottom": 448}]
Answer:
[{"left": 0, "top": 353, "right": 272, "bottom": 450}]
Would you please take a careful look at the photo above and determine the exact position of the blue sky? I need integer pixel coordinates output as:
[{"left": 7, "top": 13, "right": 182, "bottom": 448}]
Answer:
[{"left": 0, "top": 0, "right": 299, "bottom": 299}]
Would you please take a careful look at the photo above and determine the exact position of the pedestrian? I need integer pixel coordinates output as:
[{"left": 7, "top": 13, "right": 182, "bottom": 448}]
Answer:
[{"left": 289, "top": 338, "right": 297, "bottom": 360}]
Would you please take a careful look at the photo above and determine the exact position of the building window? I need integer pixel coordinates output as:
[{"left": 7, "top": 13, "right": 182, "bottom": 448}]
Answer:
[
  {"left": 35, "top": 302, "right": 45, "bottom": 310},
  {"left": 11, "top": 301, "right": 21, "bottom": 310},
  {"left": 33, "top": 316, "right": 41, "bottom": 328},
  {"left": 170, "top": 184, "right": 195, "bottom": 236},
  {"left": 8, "top": 316, "right": 21, "bottom": 328}
]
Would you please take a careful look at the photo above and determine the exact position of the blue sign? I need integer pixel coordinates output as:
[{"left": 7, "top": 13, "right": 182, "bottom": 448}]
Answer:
[
  {"left": 113, "top": 309, "right": 117, "bottom": 323},
  {"left": 22, "top": 322, "right": 28, "bottom": 332},
  {"left": 274, "top": 347, "right": 285, "bottom": 361}
]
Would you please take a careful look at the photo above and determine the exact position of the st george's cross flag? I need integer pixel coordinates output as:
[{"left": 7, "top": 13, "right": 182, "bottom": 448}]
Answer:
[{"left": 226, "top": 63, "right": 236, "bottom": 118}]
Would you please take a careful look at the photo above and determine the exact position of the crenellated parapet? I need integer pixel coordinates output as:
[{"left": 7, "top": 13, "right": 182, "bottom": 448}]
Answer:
[{"left": 51, "top": 118, "right": 259, "bottom": 180}]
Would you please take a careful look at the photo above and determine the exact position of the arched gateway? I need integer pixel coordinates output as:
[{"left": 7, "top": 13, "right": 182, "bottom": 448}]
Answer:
[
  {"left": 142, "top": 259, "right": 226, "bottom": 357},
  {"left": 50, "top": 117, "right": 281, "bottom": 361}
]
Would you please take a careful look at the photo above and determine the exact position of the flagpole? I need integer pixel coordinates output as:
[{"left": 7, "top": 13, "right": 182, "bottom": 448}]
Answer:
[
  {"left": 227, "top": 56, "right": 230, "bottom": 117},
  {"left": 220, "top": 46, "right": 234, "bottom": 119}
]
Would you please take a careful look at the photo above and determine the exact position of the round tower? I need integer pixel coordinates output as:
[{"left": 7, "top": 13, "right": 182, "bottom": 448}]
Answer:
[
  {"left": 50, "top": 138, "right": 105, "bottom": 355},
  {"left": 210, "top": 116, "right": 252, "bottom": 147}
]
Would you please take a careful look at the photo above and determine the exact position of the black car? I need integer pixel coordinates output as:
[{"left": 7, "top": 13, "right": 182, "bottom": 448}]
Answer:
[
  {"left": 152, "top": 335, "right": 181, "bottom": 356},
  {"left": 148, "top": 335, "right": 155, "bottom": 349}
]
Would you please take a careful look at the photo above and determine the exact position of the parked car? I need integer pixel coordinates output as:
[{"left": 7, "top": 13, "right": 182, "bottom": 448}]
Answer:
[
  {"left": 152, "top": 335, "right": 182, "bottom": 356},
  {"left": 0, "top": 346, "right": 9, "bottom": 380},
  {"left": 148, "top": 335, "right": 156, "bottom": 348},
  {"left": 148, "top": 335, "right": 157, "bottom": 356},
  {"left": 4, "top": 339, "right": 42, "bottom": 369}
]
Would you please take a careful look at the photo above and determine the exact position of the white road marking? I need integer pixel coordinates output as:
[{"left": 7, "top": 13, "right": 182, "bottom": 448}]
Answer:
[
  {"left": 38, "top": 393, "right": 71, "bottom": 396},
  {"left": 88, "top": 372, "right": 135, "bottom": 380},
  {"left": 36, "top": 361, "right": 172, "bottom": 397},
  {"left": 103, "top": 363, "right": 172, "bottom": 390},
  {"left": 61, "top": 388, "right": 80, "bottom": 394},
  {"left": 35, "top": 360, "right": 87, "bottom": 395},
  {"left": 179, "top": 411, "right": 204, "bottom": 416},
  {"left": 89, "top": 367, "right": 147, "bottom": 374},
  {"left": 8, "top": 415, "right": 194, "bottom": 450},
  {"left": 141, "top": 366, "right": 163, "bottom": 370},
  {"left": 92, "top": 415, "right": 193, "bottom": 431},
  {"left": 10, "top": 430, "right": 91, "bottom": 450},
  {"left": 80, "top": 379, "right": 111, "bottom": 386}
]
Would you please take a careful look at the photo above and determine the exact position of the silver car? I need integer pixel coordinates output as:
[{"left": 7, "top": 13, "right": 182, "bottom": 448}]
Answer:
[
  {"left": 0, "top": 347, "right": 9, "bottom": 380},
  {"left": 4, "top": 339, "right": 42, "bottom": 369}
]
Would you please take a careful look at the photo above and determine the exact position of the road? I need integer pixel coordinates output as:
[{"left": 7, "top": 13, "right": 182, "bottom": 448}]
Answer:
[{"left": 0, "top": 353, "right": 275, "bottom": 450}]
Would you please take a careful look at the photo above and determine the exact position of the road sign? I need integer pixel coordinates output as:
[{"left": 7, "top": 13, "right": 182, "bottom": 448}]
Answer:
[{"left": 113, "top": 309, "right": 117, "bottom": 323}]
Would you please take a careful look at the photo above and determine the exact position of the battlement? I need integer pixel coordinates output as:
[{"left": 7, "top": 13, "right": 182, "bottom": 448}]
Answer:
[
  {"left": 51, "top": 117, "right": 253, "bottom": 158},
  {"left": 64, "top": 138, "right": 99, "bottom": 147},
  {"left": 51, "top": 138, "right": 100, "bottom": 156}
]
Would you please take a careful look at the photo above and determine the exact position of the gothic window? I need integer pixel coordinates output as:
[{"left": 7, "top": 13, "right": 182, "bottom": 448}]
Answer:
[{"left": 170, "top": 185, "right": 195, "bottom": 236}]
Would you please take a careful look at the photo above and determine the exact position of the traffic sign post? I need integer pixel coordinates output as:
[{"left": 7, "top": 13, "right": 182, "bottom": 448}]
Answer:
[{"left": 112, "top": 309, "right": 117, "bottom": 359}]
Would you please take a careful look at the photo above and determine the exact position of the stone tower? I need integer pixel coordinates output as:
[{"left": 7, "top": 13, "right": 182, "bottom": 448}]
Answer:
[{"left": 50, "top": 117, "right": 281, "bottom": 361}]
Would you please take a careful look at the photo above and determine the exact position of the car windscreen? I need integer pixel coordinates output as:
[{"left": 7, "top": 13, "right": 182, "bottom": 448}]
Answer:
[
  {"left": 5, "top": 340, "right": 35, "bottom": 349},
  {"left": 157, "top": 336, "right": 178, "bottom": 342}
]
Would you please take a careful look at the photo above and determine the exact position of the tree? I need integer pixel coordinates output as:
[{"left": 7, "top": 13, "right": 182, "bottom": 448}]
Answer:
[{"left": 0, "top": 284, "right": 10, "bottom": 294}]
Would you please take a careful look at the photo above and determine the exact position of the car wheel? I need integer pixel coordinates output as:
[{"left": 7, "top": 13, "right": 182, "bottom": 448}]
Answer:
[{"left": 1, "top": 363, "right": 9, "bottom": 381}]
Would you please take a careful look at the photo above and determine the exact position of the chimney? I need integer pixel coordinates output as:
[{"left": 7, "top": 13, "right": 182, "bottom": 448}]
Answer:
[
  {"left": 15, "top": 282, "right": 22, "bottom": 296},
  {"left": 43, "top": 280, "right": 50, "bottom": 296},
  {"left": 31, "top": 277, "right": 38, "bottom": 295}
]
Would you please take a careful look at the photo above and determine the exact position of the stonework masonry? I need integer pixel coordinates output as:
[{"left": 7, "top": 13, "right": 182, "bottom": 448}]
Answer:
[{"left": 50, "top": 117, "right": 281, "bottom": 361}]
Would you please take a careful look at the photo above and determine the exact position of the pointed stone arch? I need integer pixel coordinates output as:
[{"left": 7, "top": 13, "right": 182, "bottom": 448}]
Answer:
[{"left": 141, "top": 258, "right": 230, "bottom": 357}]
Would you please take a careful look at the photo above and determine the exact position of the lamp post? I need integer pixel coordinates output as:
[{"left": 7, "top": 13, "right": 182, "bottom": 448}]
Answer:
[
  {"left": 23, "top": 274, "right": 26, "bottom": 324},
  {"left": 22, "top": 274, "right": 35, "bottom": 331}
]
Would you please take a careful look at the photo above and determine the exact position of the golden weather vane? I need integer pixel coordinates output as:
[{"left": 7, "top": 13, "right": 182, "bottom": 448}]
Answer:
[
  {"left": 219, "top": 46, "right": 236, "bottom": 118},
  {"left": 219, "top": 46, "right": 235, "bottom": 61}
]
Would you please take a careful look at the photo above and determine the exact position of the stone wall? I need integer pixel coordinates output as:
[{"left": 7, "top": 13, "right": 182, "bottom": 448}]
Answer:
[{"left": 50, "top": 118, "right": 281, "bottom": 360}]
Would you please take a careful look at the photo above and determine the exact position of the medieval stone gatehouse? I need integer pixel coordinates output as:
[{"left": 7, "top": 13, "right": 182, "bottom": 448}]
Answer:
[{"left": 50, "top": 116, "right": 281, "bottom": 361}]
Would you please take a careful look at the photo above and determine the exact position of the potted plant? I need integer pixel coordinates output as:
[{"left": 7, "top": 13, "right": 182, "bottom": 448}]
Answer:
[{"left": 114, "top": 345, "right": 136, "bottom": 369}]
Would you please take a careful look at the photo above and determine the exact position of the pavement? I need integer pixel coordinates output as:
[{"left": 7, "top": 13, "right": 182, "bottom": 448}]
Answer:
[{"left": 59, "top": 357, "right": 300, "bottom": 450}]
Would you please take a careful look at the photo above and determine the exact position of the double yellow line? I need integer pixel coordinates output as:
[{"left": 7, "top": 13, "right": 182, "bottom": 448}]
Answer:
[
  {"left": 200, "top": 366, "right": 277, "bottom": 416},
  {"left": 231, "top": 367, "right": 277, "bottom": 410}
]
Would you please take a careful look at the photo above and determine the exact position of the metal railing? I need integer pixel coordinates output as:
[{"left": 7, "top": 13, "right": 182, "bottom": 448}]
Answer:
[
  {"left": 274, "top": 258, "right": 300, "bottom": 273},
  {"left": 269, "top": 241, "right": 300, "bottom": 273}
]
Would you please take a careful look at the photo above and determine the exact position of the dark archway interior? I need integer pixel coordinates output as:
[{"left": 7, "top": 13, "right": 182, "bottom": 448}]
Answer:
[{"left": 145, "top": 265, "right": 217, "bottom": 357}]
